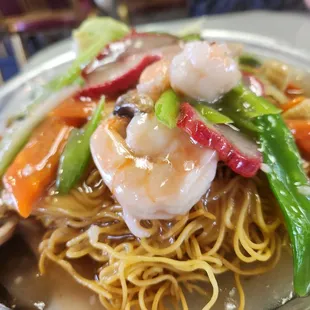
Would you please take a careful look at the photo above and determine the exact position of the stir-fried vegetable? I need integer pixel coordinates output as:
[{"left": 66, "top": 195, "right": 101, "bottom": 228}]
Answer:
[
  {"left": 239, "top": 54, "right": 262, "bottom": 68},
  {"left": 6, "top": 89, "right": 51, "bottom": 126},
  {"left": 194, "top": 102, "right": 233, "bottom": 124},
  {"left": 56, "top": 98, "right": 105, "bottom": 194},
  {"left": 286, "top": 83, "right": 304, "bottom": 98},
  {"left": 155, "top": 90, "right": 233, "bottom": 129},
  {"left": 256, "top": 114, "right": 310, "bottom": 297},
  {"left": 226, "top": 84, "right": 281, "bottom": 118},
  {"left": 213, "top": 84, "right": 280, "bottom": 132},
  {"left": 286, "top": 120, "right": 310, "bottom": 159},
  {"left": 0, "top": 86, "right": 79, "bottom": 178},
  {"left": 262, "top": 78, "right": 289, "bottom": 105},
  {"left": 155, "top": 89, "right": 180, "bottom": 128},
  {"left": 241, "top": 72, "right": 265, "bottom": 97},
  {"left": 281, "top": 96, "right": 305, "bottom": 112},
  {"left": 181, "top": 33, "right": 201, "bottom": 42},
  {"left": 283, "top": 98, "right": 310, "bottom": 120},
  {"left": 50, "top": 96, "right": 98, "bottom": 125},
  {"left": 73, "top": 17, "right": 128, "bottom": 54},
  {"left": 0, "top": 19, "right": 129, "bottom": 177},
  {"left": 2, "top": 118, "right": 72, "bottom": 218},
  {"left": 49, "top": 17, "right": 129, "bottom": 90},
  {"left": 261, "top": 59, "right": 290, "bottom": 91},
  {"left": 215, "top": 81, "right": 310, "bottom": 295}
]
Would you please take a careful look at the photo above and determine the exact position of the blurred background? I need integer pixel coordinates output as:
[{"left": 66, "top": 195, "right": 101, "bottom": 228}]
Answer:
[{"left": 0, "top": 0, "right": 309, "bottom": 83}]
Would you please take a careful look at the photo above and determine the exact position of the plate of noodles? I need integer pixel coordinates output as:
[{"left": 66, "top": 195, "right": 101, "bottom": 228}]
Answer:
[{"left": 1, "top": 17, "right": 310, "bottom": 310}]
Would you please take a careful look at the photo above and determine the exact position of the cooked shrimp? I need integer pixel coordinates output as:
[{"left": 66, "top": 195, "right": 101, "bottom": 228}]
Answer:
[
  {"left": 137, "top": 59, "right": 171, "bottom": 101},
  {"left": 90, "top": 113, "right": 218, "bottom": 237},
  {"left": 170, "top": 41, "right": 241, "bottom": 102},
  {"left": 137, "top": 45, "right": 182, "bottom": 101}
]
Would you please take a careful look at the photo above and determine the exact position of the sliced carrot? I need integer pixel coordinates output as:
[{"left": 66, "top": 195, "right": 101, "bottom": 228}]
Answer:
[
  {"left": 286, "top": 120, "right": 310, "bottom": 160},
  {"left": 281, "top": 96, "right": 305, "bottom": 112},
  {"left": 282, "top": 98, "right": 310, "bottom": 120},
  {"left": 285, "top": 83, "right": 304, "bottom": 99},
  {"left": 286, "top": 119, "right": 310, "bottom": 136},
  {"left": 3, "top": 118, "right": 72, "bottom": 218},
  {"left": 50, "top": 96, "right": 98, "bottom": 126}
]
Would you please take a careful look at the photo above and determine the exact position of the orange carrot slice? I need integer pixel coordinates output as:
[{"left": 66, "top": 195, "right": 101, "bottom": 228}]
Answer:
[
  {"left": 286, "top": 119, "right": 310, "bottom": 160},
  {"left": 49, "top": 97, "right": 98, "bottom": 126},
  {"left": 3, "top": 118, "right": 72, "bottom": 217},
  {"left": 281, "top": 96, "right": 305, "bottom": 112},
  {"left": 285, "top": 83, "right": 304, "bottom": 99}
]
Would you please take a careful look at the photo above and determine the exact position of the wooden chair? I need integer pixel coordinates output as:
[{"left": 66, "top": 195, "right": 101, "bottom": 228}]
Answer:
[
  {"left": 94, "top": 0, "right": 188, "bottom": 25},
  {"left": 0, "top": 0, "right": 94, "bottom": 71}
]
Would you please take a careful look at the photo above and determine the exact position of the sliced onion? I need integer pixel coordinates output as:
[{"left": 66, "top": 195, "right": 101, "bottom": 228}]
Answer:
[{"left": 242, "top": 72, "right": 265, "bottom": 97}]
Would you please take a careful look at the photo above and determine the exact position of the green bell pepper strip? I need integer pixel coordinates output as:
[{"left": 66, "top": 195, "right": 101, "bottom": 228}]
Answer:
[
  {"left": 155, "top": 90, "right": 233, "bottom": 129},
  {"left": 213, "top": 102, "right": 260, "bottom": 132},
  {"left": 218, "top": 83, "right": 310, "bottom": 295},
  {"left": 225, "top": 84, "right": 281, "bottom": 118},
  {"left": 194, "top": 102, "right": 233, "bottom": 124},
  {"left": 205, "top": 84, "right": 281, "bottom": 132},
  {"left": 214, "top": 84, "right": 281, "bottom": 132},
  {"left": 155, "top": 89, "right": 180, "bottom": 128},
  {"left": 56, "top": 98, "right": 105, "bottom": 194},
  {"left": 256, "top": 114, "right": 310, "bottom": 297},
  {"left": 239, "top": 54, "right": 262, "bottom": 68}
]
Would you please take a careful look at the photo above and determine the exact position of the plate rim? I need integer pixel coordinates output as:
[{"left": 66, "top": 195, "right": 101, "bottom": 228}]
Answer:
[{"left": 1, "top": 28, "right": 310, "bottom": 104}]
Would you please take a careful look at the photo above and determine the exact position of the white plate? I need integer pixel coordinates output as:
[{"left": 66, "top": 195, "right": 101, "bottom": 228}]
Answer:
[{"left": 0, "top": 14, "right": 310, "bottom": 310}]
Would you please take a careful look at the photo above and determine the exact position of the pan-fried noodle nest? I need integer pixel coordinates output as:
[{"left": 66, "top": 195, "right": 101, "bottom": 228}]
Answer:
[{"left": 37, "top": 166, "right": 284, "bottom": 310}]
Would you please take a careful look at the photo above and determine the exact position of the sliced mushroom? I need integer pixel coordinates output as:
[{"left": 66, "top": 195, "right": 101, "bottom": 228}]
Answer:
[
  {"left": 114, "top": 90, "right": 154, "bottom": 118},
  {"left": 0, "top": 215, "right": 18, "bottom": 247}
]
